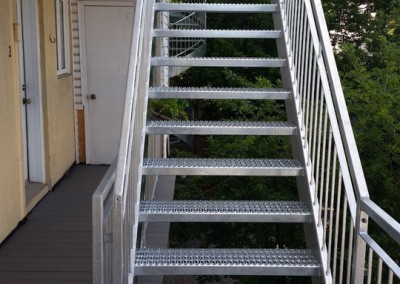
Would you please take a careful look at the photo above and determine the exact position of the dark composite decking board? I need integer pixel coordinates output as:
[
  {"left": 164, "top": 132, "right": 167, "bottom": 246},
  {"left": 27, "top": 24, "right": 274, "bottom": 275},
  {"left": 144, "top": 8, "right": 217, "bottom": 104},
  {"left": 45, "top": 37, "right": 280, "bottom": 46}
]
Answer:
[{"left": 0, "top": 165, "right": 108, "bottom": 284}]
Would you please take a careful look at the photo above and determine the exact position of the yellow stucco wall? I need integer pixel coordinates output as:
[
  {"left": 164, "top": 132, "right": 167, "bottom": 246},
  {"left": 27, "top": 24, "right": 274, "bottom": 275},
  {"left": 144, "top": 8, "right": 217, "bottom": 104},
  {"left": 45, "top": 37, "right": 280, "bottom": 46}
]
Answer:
[
  {"left": 38, "top": 0, "right": 75, "bottom": 186},
  {"left": 0, "top": 0, "right": 25, "bottom": 243},
  {"left": 0, "top": 0, "right": 76, "bottom": 243}
]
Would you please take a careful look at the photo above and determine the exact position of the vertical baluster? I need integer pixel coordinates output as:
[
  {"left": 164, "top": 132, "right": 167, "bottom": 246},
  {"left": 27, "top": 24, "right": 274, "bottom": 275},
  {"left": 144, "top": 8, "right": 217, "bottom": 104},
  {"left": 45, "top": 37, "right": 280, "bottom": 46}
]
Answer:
[
  {"left": 306, "top": 42, "right": 317, "bottom": 158},
  {"left": 377, "top": 258, "right": 383, "bottom": 284},
  {"left": 339, "top": 196, "right": 348, "bottom": 284},
  {"left": 313, "top": 80, "right": 324, "bottom": 205},
  {"left": 299, "top": 2, "right": 307, "bottom": 120},
  {"left": 332, "top": 170, "right": 343, "bottom": 283},
  {"left": 292, "top": 0, "right": 301, "bottom": 109},
  {"left": 288, "top": 0, "right": 294, "bottom": 51},
  {"left": 303, "top": 24, "right": 312, "bottom": 144},
  {"left": 327, "top": 148, "right": 338, "bottom": 275},
  {"left": 310, "top": 57, "right": 320, "bottom": 181},
  {"left": 346, "top": 221, "right": 354, "bottom": 284},
  {"left": 367, "top": 247, "right": 373, "bottom": 284},
  {"left": 322, "top": 127, "right": 333, "bottom": 247},
  {"left": 388, "top": 269, "right": 393, "bottom": 284},
  {"left": 297, "top": 1, "right": 305, "bottom": 108},
  {"left": 318, "top": 107, "right": 329, "bottom": 226}
]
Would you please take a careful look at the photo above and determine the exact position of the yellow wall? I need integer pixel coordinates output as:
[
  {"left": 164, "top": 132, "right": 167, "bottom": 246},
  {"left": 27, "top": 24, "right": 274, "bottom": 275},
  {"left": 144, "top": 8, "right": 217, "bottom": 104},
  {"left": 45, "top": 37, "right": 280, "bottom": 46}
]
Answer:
[
  {"left": 38, "top": 0, "right": 75, "bottom": 186},
  {"left": 0, "top": 0, "right": 25, "bottom": 243},
  {"left": 0, "top": 0, "right": 76, "bottom": 243}
]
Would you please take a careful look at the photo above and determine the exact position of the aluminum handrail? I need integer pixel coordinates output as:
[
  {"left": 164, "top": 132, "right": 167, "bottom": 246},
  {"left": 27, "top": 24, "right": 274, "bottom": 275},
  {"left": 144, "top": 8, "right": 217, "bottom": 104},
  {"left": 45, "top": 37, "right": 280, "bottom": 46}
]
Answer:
[
  {"left": 361, "top": 197, "right": 400, "bottom": 280},
  {"left": 279, "top": 0, "right": 400, "bottom": 282},
  {"left": 112, "top": 0, "right": 155, "bottom": 283},
  {"left": 93, "top": 159, "right": 116, "bottom": 284},
  {"left": 310, "top": 0, "right": 369, "bottom": 200}
]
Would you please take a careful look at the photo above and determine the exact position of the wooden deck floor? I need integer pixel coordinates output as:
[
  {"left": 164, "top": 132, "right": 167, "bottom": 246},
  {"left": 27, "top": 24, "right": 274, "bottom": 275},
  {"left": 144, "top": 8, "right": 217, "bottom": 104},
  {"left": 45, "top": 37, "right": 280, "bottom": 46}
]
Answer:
[{"left": 0, "top": 165, "right": 108, "bottom": 284}]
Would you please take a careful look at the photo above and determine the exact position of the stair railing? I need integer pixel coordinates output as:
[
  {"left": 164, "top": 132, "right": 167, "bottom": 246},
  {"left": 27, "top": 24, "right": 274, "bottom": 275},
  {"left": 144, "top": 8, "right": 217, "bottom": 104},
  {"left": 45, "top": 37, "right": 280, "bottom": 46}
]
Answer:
[
  {"left": 112, "top": 0, "right": 155, "bottom": 283},
  {"left": 168, "top": 0, "right": 207, "bottom": 78},
  {"left": 277, "top": 0, "right": 400, "bottom": 282}
]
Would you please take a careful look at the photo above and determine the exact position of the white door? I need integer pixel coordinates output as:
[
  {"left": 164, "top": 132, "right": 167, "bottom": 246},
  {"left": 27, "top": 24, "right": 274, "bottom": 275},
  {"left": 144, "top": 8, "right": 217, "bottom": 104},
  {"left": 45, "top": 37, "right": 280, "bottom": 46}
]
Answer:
[
  {"left": 17, "top": 0, "right": 45, "bottom": 183},
  {"left": 80, "top": 4, "right": 134, "bottom": 164}
]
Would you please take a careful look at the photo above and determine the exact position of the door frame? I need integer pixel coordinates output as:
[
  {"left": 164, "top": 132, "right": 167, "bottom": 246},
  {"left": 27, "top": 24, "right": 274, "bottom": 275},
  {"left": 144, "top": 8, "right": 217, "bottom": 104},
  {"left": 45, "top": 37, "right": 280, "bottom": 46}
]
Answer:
[
  {"left": 17, "top": 0, "right": 45, "bottom": 183},
  {"left": 78, "top": 1, "right": 134, "bottom": 164}
]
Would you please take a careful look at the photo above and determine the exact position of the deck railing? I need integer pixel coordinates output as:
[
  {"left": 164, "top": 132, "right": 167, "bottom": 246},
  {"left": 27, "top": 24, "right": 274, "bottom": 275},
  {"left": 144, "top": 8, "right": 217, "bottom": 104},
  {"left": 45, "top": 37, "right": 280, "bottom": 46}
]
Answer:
[
  {"left": 111, "top": 0, "right": 154, "bottom": 283},
  {"left": 92, "top": 160, "right": 116, "bottom": 284},
  {"left": 277, "top": 0, "right": 400, "bottom": 282}
]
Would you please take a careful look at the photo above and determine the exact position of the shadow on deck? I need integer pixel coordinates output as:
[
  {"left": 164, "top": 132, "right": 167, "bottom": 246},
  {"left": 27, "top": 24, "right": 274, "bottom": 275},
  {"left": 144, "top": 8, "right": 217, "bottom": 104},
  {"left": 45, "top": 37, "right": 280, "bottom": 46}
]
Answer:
[{"left": 0, "top": 165, "right": 108, "bottom": 284}]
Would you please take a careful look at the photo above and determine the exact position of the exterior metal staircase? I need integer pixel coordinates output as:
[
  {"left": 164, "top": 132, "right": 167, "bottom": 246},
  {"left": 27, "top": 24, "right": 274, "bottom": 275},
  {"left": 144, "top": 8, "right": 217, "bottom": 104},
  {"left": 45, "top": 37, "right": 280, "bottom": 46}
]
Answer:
[
  {"left": 92, "top": 1, "right": 400, "bottom": 283},
  {"left": 138, "top": 2, "right": 319, "bottom": 279}
]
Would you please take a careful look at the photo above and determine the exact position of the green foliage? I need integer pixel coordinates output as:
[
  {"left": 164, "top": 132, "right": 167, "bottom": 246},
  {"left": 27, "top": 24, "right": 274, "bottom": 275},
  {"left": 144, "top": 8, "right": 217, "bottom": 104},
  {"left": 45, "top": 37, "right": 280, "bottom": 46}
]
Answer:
[
  {"left": 150, "top": 99, "right": 189, "bottom": 119},
  {"left": 338, "top": 41, "right": 400, "bottom": 219}
]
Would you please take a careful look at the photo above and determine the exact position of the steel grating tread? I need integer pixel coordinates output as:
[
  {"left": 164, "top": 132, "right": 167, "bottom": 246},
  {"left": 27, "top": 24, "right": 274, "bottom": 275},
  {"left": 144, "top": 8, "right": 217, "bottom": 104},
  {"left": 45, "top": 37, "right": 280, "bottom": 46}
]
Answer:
[
  {"left": 146, "top": 120, "right": 297, "bottom": 135},
  {"left": 155, "top": 3, "right": 279, "bottom": 13},
  {"left": 152, "top": 57, "right": 286, "bottom": 68},
  {"left": 153, "top": 29, "right": 282, "bottom": 39},
  {"left": 144, "top": 158, "right": 302, "bottom": 168},
  {"left": 140, "top": 200, "right": 309, "bottom": 215},
  {"left": 134, "top": 248, "right": 319, "bottom": 276},
  {"left": 147, "top": 120, "right": 295, "bottom": 128},
  {"left": 139, "top": 200, "right": 311, "bottom": 223},
  {"left": 148, "top": 86, "right": 291, "bottom": 100},
  {"left": 143, "top": 158, "right": 303, "bottom": 176}
]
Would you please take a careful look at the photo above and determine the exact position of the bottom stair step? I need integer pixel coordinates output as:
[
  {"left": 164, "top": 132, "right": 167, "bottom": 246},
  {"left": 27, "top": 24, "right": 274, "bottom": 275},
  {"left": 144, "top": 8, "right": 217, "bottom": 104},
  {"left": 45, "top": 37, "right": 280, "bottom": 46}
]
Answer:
[{"left": 134, "top": 248, "right": 320, "bottom": 276}]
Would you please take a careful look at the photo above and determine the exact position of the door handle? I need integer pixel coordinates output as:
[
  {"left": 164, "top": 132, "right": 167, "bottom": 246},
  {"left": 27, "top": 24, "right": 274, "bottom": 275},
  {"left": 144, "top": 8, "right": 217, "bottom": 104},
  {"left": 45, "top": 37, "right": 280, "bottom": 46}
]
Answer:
[
  {"left": 89, "top": 94, "right": 96, "bottom": 100},
  {"left": 23, "top": 98, "right": 32, "bottom": 105}
]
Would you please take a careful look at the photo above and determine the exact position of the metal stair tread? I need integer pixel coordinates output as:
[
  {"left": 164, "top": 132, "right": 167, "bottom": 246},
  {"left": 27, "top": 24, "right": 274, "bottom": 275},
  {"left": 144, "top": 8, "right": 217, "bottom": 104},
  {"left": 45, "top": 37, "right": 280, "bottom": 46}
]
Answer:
[
  {"left": 151, "top": 57, "right": 287, "bottom": 68},
  {"left": 155, "top": 3, "right": 279, "bottom": 13},
  {"left": 149, "top": 86, "right": 291, "bottom": 100},
  {"left": 154, "top": 29, "right": 282, "bottom": 39},
  {"left": 139, "top": 200, "right": 311, "bottom": 223},
  {"left": 146, "top": 120, "right": 297, "bottom": 135},
  {"left": 143, "top": 158, "right": 303, "bottom": 176},
  {"left": 134, "top": 248, "right": 319, "bottom": 276}
]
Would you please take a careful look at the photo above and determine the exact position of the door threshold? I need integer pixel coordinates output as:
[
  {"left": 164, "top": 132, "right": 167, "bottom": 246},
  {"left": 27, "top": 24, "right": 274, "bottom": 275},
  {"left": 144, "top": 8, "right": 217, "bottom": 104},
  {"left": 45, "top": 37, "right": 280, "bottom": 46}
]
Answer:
[{"left": 25, "top": 182, "right": 49, "bottom": 213}]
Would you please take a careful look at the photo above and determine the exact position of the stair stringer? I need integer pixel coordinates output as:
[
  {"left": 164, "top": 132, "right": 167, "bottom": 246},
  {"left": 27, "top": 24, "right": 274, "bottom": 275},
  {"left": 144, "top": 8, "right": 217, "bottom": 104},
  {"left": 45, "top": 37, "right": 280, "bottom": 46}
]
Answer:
[{"left": 272, "top": 1, "right": 331, "bottom": 283}]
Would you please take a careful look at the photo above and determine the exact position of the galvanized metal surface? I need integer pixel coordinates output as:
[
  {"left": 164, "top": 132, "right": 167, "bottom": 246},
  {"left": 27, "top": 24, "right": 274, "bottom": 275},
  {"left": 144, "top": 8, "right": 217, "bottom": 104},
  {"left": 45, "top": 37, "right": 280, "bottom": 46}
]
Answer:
[
  {"left": 148, "top": 86, "right": 291, "bottom": 100},
  {"left": 103, "top": 0, "right": 400, "bottom": 283},
  {"left": 135, "top": 248, "right": 319, "bottom": 276},
  {"left": 112, "top": 0, "right": 155, "bottom": 283},
  {"left": 152, "top": 57, "right": 287, "bottom": 68},
  {"left": 143, "top": 158, "right": 303, "bottom": 176},
  {"left": 154, "top": 29, "right": 282, "bottom": 39},
  {"left": 146, "top": 120, "right": 297, "bottom": 136},
  {"left": 139, "top": 200, "right": 311, "bottom": 223},
  {"left": 155, "top": 3, "right": 279, "bottom": 13},
  {"left": 93, "top": 160, "right": 116, "bottom": 284}
]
